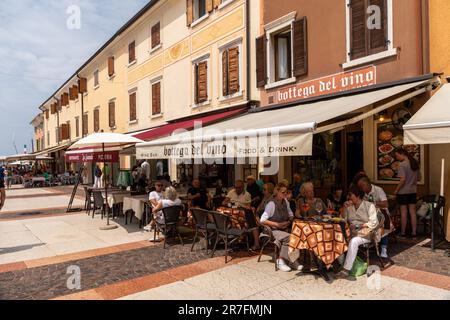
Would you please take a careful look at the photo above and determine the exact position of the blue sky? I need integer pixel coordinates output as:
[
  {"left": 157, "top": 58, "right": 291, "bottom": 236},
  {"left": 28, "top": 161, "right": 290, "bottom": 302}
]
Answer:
[{"left": 0, "top": 0, "right": 148, "bottom": 155}]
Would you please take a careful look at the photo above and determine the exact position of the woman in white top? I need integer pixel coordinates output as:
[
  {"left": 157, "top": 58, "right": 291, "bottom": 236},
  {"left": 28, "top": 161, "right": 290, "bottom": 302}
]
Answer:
[
  {"left": 144, "top": 181, "right": 165, "bottom": 232},
  {"left": 150, "top": 186, "right": 182, "bottom": 242},
  {"left": 336, "top": 186, "right": 379, "bottom": 279}
]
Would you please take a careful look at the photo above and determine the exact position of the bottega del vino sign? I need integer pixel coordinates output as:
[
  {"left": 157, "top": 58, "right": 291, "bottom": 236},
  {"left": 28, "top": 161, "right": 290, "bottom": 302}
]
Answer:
[{"left": 268, "top": 66, "right": 376, "bottom": 105}]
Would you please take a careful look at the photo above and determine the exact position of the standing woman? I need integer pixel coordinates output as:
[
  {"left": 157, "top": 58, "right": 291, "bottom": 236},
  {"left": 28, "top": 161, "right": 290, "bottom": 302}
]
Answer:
[{"left": 394, "top": 149, "right": 421, "bottom": 238}]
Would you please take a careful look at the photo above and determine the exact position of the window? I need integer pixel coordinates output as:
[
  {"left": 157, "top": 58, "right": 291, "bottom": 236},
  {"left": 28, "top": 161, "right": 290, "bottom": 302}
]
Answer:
[
  {"left": 151, "top": 81, "right": 161, "bottom": 116},
  {"left": 151, "top": 22, "right": 161, "bottom": 49},
  {"left": 108, "top": 57, "right": 115, "bottom": 77},
  {"left": 55, "top": 127, "right": 60, "bottom": 144},
  {"left": 344, "top": 0, "right": 395, "bottom": 68},
  {"left": 193, "top": 59, "right": 208, "bottom": 105},
  {"left": 109, "top": 100, "right": 116, "bottom": 128},
  {"left": 94, "top": 70, "right": 99, "bottom": 87},
  {"left": 75, "top": 117, "right": 80, "bottom": 138},
  {"left": 187, "top": 0, "right": 215, "bottom": 26},
  {"left": 82, "top": 113, "right": 88, "bottom": 136},
  {"left": 129, "top": 92, "right": 137, "bottom": 122},
  {"left": 129, "top": 41, "right": 136, "bottom": 64},
  {"left": 221, "top": 44, "right": 241, "bottom": 97},
  {"left": 257, "top": 14, "right": 308, "bottom": 88},
  {"left": 94, "top": 108, "right": 100, "bottom": 133}
]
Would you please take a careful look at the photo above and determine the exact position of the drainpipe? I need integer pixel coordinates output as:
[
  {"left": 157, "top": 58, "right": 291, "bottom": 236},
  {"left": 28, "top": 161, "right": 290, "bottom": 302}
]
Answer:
[
  {"left": 76, "top": 73, "right": 85, "bottom": 137},
  {"left": 421, "top": 0, "right": 430, "bottom": 75},
  {"left": 246, "top": 0, "right": 251, "bottom": 105},
  {"left": 53, "top": 96, "right": 60, "bottom": 146}
]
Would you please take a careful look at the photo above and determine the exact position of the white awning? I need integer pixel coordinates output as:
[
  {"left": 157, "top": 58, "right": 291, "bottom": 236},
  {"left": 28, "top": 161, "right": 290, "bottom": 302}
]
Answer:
[
  {"left": 137, "top": 79, "right": 434, "bottom": 160},
  {"left": 404, "top": 83, "right": 450, "bottom": 145}
]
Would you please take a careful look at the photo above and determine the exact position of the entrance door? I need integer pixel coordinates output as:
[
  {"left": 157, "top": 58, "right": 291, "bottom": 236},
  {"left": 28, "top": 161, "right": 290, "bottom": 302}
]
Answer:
[{"left": 345, "top": 125, "right": 364, "bottom": 188}]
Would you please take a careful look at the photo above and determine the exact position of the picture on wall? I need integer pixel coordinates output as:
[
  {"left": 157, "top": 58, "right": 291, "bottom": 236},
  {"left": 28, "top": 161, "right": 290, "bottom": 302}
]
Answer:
[{"left": 374, "top": 121, "right": 424, "bottom": 184}]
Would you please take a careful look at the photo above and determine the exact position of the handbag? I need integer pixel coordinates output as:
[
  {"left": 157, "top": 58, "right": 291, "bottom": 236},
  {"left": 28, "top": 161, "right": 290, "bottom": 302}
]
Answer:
[{"left": 349, "top": 256, "right": 368, "bottom": 277}]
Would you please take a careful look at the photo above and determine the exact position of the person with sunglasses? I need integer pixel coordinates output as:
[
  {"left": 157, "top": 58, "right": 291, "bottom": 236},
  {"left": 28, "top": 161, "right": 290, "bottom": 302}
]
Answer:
[{"left": 144, "top": 181, "right": 165, "bottom": 233}]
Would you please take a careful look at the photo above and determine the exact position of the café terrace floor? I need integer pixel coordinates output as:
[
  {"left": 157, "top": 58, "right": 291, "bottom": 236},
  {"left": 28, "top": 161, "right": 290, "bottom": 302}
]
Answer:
[{"left": 0, "top": 186, "right": 449, "bottom": 300}]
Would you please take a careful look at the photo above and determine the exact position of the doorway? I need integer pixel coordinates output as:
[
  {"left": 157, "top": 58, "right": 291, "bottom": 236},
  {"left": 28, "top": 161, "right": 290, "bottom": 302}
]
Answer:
[{"left": 345, "top": 123, "right": 364, "bottom": 188}]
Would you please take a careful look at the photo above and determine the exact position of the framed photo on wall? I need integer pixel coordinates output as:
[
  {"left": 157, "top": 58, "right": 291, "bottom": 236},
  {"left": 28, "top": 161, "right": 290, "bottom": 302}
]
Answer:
[{"left": 373, "top": 120, "right": 425, "bottom": 185}]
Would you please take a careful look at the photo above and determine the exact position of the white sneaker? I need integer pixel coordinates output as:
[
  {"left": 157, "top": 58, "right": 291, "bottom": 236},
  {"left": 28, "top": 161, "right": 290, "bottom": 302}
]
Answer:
[
  {"left": 276, "top": 259, "right": 292, "bottom": 272},
  {"left": 143, "top": 225, "right": 154, "bottom": 232},
  {"left": 380, "top": 246, "right": 388, "bottom": 258},
  {"left": 297, "top": 264, "right": 304, "bottom": 271},
  {"left": 149, "top": 234, "right": 164, "bottom": 242}
]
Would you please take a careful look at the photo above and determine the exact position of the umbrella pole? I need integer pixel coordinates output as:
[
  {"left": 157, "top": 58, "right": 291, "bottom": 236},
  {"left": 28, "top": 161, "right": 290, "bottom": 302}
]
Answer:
[{"left": 100, "top": 142, "right": 117, "bottom": 231}]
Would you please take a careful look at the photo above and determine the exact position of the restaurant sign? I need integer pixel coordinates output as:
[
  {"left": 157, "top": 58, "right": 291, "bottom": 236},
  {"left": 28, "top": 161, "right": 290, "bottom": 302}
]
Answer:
[
  {"left": 267, "top": 66, "right": 377, "bottom": 105},
  {"left": 65, "top": 151, "right": 120, "bottom": 163}
]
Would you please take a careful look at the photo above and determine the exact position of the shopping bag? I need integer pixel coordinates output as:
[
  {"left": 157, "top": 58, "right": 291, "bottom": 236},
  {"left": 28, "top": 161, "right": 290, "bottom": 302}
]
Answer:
[{"left": 349, "top": 256, "right": 368, "bottom": 277}]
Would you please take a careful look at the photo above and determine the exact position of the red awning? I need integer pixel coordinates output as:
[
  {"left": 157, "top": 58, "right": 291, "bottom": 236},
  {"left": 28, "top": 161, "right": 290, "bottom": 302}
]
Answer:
[{"left": 132, "top": 108, "right": 247, "bottom": 142}]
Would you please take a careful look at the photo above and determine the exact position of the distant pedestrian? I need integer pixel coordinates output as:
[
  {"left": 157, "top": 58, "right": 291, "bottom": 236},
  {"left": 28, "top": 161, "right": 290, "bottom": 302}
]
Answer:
[
  {"left": 0, "top": 166, "right": 6, "bottom": 210},
  {"left": 94, "top": 165, "right": 102, "bottom": 188}
]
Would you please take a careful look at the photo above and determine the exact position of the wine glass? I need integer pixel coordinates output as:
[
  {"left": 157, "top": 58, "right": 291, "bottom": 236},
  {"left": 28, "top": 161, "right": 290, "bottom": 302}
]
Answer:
[{"left": 315, "top": 201, "right": 324, "bottom": 216}]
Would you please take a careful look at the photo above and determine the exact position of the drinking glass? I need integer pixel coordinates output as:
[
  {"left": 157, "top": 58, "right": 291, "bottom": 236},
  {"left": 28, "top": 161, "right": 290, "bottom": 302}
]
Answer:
[{"left": 315, "top": 201, "right": 324, "bottom": 215}]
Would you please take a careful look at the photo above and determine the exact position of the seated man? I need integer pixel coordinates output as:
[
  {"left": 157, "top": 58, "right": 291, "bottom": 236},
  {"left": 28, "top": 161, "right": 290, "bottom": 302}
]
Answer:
[
  {"left": 357, "top": 176, "right": 391, "bottom": 258},
  {"left": 336, "top": 186, "right": 379, "bottom": 279},
  {"left": 260, "top": 184, "right": 299, "bottom": 272},
  {"left": 187, "top": 179, "right": 210, "bottom": 209},
  {"left": 222, "top": 180, "right": 252, "bottom": 208},
  {"left": 144, "top": 181, "right": 165, "bottom": 232},
  {"left": 150, "top": 186, "right": 182, "bottom": 242},
  {"left": 246, "top": 175, "right": 262, "bottom": 208}
]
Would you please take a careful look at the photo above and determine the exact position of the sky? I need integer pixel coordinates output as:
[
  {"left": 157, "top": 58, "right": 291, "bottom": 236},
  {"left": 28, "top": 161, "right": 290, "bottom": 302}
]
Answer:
[{"left": 0, "top": 0, "right": 149, "bottom": 155}]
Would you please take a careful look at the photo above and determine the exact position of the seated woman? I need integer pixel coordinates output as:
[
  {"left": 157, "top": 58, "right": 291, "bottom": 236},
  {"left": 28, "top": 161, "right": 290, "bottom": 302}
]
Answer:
[
  {"left": 295, "top": 182, "right": 327, "bottom": 217},
  {"left": 326, "top": 185, "right": 346, "bottom": 213},
  {"left": 255, "top": 183, "right": 275, "bottom": 218},
  {"left": 150, "top": 186, "right": 182, "bottom": 242},
  {"left": 260, "top": 183, "right": 300, "bottom": 272},
  {"left": 336, "top": 186, "right": 379, "bottom": 279}
]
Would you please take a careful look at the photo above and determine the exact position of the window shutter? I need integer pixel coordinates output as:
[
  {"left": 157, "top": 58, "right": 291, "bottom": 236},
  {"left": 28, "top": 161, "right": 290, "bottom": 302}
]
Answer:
[
  {"left": 186, "top": 0, "right": 194, "bottom": 26},
  {"left": 78, "top": 78, "right": 87, "bottom": 93},
  {"left": 213, "top": 0, "right": 221, "bottom": 9},
  {"left": 228, "top": 47, "right": 240, "bottom": 94},
  {"left": 109, "top": 101, "right": 116, "bottom": 128},
  {"left": 83, "top": 114, "right": 88, "bottom": 136},
  {"left": 222, "top": 50, "right": 229, "bottom": 96},
  {"left": 129, "top": 41, "right": 136, "bottom": 63},
  {"left": 151, "top": 23, "right": 161, "bottom": 49},
  {"left": 350, "top": 0, "right": 368, "bottom": 60},
  {"left": 293, "top": 17, "right": 308, "bottom": 77},
  {"left": 108, "top": 57, "right": 115, "bottom": 77},
  {"left": 256, "top": 36, "right": 267, "bottom": 87},
  {"left": 69, "top": 86, "right": 78, "bottom": 100},
  {"left": 152, "top": 82, "right": 161, "bottom": 115},
  {"left": 130, "top": 92, "right": 137, "bottom": 121},
  {"left": 94, "top": 109, "right": 100, "bottom": 133},
  {"left": 62, "top": 93, "right": 69, "bottom": 106},
  {"left": 368, "top": 0, "right": 388, "bottom": 54},
  {"left": 45, "top": 110, "right": 49, "bottom": 119},
  {"left": 76, "top": 117, "right": 80, "bottom": 137},
  {"left": 67, "top": 122, "right": 71, "bottom": 140},
  {"left": 197, "top": 61, "right": 208, "bottom": 103},
  {"left": 57, "top": 99, "right": 62, "bottom": 111},
  {"left": 206, "top": 0, "right": 214, "bottom": 12},
  {"left": 50, "top": 104, "right": 55, "bottom": 115}
]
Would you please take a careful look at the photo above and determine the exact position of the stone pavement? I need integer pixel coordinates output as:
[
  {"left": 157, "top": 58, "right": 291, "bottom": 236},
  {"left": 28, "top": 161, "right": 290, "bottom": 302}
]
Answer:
[{"left": 120, "top": 256, "right": 450, "bottom": 300}]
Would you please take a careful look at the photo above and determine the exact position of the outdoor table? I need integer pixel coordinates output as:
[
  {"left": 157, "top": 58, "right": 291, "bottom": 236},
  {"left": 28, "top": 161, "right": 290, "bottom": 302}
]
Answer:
[
  {"left": 123, "top": 195, "right": 149, "bottom": 221},
  {"left": 288, "top": 218, "right": 351, "bottom": 272},
  {"left": 32, "top": 177, "right": 46, "bottom": 187},
  {"left": 103, "top": 191, "right": 131, "bottom": 217},
  {"left": 216, "top": 206, "right": 250, "bottom": 230}
]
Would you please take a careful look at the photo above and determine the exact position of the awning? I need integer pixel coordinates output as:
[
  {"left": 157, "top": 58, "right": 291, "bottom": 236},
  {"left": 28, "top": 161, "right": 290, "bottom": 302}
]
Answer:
[
  {"left": 34, "top": 142, "right": 73, "bottom": 156},
  {"left": 136, "top": 78, "right": 436, "bottom": 160},
  {"left": 404, "top": 83, "right": 450, "bottom": 145},
  {"left": 131, "top": 108, "right": 247, "bottom": 141}
]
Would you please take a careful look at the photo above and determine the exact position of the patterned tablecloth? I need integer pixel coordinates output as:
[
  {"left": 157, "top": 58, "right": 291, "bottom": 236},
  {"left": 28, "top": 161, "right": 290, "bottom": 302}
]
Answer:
[
  {"left": 288, "top": 219, "right": 351, "bottom": 269},
  {"left": 216, "top": 207, "right": 248, "bottom": 230},
  {"left": 123, "top": 195, "right": 148, "bottom": 221}
]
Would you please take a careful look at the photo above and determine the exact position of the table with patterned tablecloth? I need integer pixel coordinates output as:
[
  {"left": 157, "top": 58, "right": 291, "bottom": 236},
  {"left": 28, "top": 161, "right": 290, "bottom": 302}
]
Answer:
[
  {"left": 288, "top": 219, "right": 351, "bottom": 269},
  {"left": 216, "top": 207, "right": 249, "bottom": 230}
]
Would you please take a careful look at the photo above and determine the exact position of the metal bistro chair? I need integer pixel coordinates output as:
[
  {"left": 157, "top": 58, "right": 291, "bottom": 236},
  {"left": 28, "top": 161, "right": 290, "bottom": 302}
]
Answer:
[
  {"left": 154, "top": 206, "right": 184, "bottom": 249},
  {"left": 360, "top": 211, "right": 386, "bottom": 270},
  {"left": 190, "top": 208, "right": 216, "bottom": 254},
  {"left": 92, "top": 190, "right": 107, "bottom": 220},
  {"left": 210, "top": 211, "right": 250, "bottom": 264},
  {"left": 253, "top": 211, "right": 280, "bottom": 271}
]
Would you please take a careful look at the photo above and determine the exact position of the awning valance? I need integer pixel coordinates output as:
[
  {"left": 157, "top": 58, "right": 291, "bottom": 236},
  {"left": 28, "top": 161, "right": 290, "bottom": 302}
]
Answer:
[
  {"left": 404, "top": 83, "right": 450, "bottom": 145},
  {"left": 137, "top": 78, "right": 435, "bottom": 160}
]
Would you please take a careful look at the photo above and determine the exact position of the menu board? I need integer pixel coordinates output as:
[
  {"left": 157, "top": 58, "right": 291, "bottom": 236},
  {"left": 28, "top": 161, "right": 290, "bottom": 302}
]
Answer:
[{"left": 375, "top": 121, "right": 422, "bottom": 183}]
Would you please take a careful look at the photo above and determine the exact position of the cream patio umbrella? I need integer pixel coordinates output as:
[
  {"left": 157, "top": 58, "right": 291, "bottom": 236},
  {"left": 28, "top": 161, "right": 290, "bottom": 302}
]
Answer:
[{"left": 68, "top": 133, "right": 144, "bottom": 230}]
